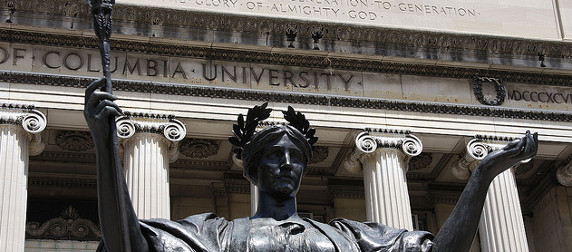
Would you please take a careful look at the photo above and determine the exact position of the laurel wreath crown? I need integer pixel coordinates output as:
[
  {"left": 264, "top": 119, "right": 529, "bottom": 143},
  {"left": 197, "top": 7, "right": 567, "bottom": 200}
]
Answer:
[{"left": 229, "top": 102, "right": 318, "bottom": 159}]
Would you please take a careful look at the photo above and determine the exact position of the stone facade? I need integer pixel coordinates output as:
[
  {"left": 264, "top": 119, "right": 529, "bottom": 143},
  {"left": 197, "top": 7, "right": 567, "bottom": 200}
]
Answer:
[{"left": 0, "top": 0, "right": 570, "bottom": 251}]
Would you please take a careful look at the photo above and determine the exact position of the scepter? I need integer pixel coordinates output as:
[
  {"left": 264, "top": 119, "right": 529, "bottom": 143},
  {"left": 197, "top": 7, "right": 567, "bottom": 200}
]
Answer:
[
  {"left": 87, "top": 0, "right": 114, "bottom": 93},
  {"left": 86, "top": 1, "right": 132, "bottom": 251}
]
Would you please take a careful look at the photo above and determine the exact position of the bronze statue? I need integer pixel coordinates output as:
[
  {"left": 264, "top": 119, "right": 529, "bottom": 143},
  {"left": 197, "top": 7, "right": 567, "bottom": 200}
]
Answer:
[
  {"left": 84, "top": 79, "right": 537, "bottom": 252},
  {"left": 84, "top": 1, "right": 538, "bottom": 251}
]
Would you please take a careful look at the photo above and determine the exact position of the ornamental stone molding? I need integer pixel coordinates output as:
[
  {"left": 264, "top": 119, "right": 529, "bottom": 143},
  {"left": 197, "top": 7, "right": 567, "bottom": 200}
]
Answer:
[
  {"left": 309, "top": 146, "right": 329, "bottom": 164},
  {"left": 343, "top": 129, "right": 423, "bottom": 173},
  {"left": 453, "top": 135, "right": 530, "bottom": 180},
  {"left": 115, "top": 112, "right": 186, "bottom": 162},
  {"left": 556, "top": 155, "right": 572, "bottom": 187},
  {"left": 55, "top": 131, "right": 95, "bottom": 152},
  {"left": 4, "top": 0, "right": 572, "bottom": 59},
  {"left": 180, "top": 138, "right": 219, "bottom": 159},
  {"left": 25, "top": 205, "right": 102, "bottom": 241},
  {"left": 329, "top": 185, "right": 365, "bottom": 199},
  {"left": 408, "top": 152, "right": 433, "bottom": 171},
  {"left": 0, "top": 103, "right": 46, "bottom": 155}
]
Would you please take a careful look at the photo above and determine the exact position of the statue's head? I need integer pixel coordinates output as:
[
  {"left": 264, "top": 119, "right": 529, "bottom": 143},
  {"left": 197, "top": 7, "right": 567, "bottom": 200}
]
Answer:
[{"left": 229, "top": 103, "right": 318, "bottom": 196}]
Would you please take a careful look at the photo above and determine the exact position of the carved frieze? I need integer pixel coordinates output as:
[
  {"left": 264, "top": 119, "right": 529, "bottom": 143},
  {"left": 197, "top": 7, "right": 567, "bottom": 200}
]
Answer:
[
  {"left": 55, "top": 131, "right": 94, "bottom": 152},
  {"left": 329, "top": 185, "right": 365, "bottom": 199},
  {"left": 180, "top": 138, "right": 219, "bottom": 159},
  {"left": 3, "top": 0, "right": 571, "bottom": 59},
  {"left": 26, "top": 206, "right": 101, "bottom": 241},
  {"left": 28, "top": 177, "right": 96, "bottom": 188},
  {"left": 408, "top": 153, "right": 433, "bottom": 171},
  {"left": 309, "top": 146, "right": 328, "bottom": 164}
]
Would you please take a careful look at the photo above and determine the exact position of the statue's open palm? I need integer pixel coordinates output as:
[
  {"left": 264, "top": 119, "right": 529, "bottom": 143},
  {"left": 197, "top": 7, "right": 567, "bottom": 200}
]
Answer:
[{"left": 478, "top": 131, "right": 538, "bottom": 182}]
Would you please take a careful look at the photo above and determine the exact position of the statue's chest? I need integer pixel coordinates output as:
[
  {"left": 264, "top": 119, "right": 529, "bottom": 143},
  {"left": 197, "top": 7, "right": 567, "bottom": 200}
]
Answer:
[{"left": 246, "top": 219, "right": 337, "bottom": 252}]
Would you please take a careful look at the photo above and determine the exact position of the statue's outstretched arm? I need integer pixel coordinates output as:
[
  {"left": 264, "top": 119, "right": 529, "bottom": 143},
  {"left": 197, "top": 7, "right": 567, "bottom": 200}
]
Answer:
[
  {"left": 432, "top": 131, "right": 537, "bottom": 252},
  {"left": 84, "top": 78, "right": 149, "bottom": 252}
]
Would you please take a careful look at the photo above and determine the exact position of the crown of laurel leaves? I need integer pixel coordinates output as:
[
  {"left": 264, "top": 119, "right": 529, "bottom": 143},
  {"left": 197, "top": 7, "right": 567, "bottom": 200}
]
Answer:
[{"left": 228, "top": 102, "right": 318, "bottom": 159}]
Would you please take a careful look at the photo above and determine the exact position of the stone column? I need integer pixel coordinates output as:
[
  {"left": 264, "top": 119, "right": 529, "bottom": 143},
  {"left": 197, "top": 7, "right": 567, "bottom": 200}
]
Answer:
[
  {"left": 116, "top": 113, "right": 186, "bottom": 219},
  {"left": 344, "top": 130, "right": 422, "bottom": 230},
  {"left": 0, "top": 104, "right": 46, "bottom": 252},
  {"left": 453, "top": 137, "right": 529, "bottom": 252}
]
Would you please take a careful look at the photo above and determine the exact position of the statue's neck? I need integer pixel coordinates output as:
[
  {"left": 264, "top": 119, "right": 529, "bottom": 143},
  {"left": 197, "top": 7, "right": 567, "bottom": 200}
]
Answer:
[{"left": 251, "top": 192, "right": 298, "bottom": 221}]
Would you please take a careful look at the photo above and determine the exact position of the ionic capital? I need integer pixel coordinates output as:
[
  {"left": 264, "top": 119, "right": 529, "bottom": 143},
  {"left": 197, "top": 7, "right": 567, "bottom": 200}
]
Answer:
[
  {"left": 556, "top": 156, "right": 572, "bottom": 187},
  {"left": 344, "top": 129, "right": 423, "bottom": 173},
  {"left": 0, "top": 103, "right": 46, "bottom": 155},
  {"left": 116, "top": 112, "right": 187, "bottom": 162},
  {"left": 453, "top": 135, "right": 530, "bottom": 180}
]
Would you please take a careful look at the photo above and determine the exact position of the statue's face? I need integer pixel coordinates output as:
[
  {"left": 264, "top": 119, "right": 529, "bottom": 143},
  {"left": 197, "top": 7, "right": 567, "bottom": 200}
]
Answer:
[{"left": 257, "top": 133, "right": 306, "bottom": 198}]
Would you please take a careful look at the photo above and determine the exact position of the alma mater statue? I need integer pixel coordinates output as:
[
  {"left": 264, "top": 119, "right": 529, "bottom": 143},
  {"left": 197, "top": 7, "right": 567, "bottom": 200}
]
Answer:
[{"left": 85, "top": 79, "right": 538, "bottom": 252}]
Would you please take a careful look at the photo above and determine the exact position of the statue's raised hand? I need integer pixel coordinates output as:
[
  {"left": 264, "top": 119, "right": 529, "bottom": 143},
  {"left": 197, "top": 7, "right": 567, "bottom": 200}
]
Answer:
[
  {"left": 477, "top": 131, "right": 538, "bottom": 183},
  {"left": 84, "top": 78, "right": 122, "bottom": 143}
]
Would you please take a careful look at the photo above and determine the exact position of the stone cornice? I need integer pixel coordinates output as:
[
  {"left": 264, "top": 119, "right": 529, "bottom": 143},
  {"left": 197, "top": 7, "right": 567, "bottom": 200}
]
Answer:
[
  {"left": 0, "top": 27, "right": 572, "bottom": 87},
  {"left": 4, "top": 71, "right": 572, "bottom": 123},
  {"left": 3, "top": 0, "right": 572, "bottom": 59}
]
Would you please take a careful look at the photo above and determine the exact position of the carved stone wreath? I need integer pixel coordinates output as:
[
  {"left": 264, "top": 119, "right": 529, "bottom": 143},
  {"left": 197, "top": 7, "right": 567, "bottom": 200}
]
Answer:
[
  {"left": 180, "top": 138, "right": 219, "bottom": 159},
  {"left": 309, "top": 146, "right": 329, "bottom": 164},
  {"left": 473, "top": 77, "right": 506, "bottom": 106},
  {"left": 408, "top": 152, "right": 433, "bottom": 171},
  {"left": 55, "top": 131, "right": 95, "bottom": 152}
]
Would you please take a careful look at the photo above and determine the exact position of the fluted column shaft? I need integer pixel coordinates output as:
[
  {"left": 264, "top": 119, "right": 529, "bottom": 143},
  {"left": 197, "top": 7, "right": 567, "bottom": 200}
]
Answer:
[
  {"left": 0, "top": 105, "right": 45, "bottom": 252},
  {"left": 479, "top": 169, "right": 528, "bottom": 252},
  {"left": 361, "top": 148, "right": 413, "bottom": 230},
  {"left": 0, "top": 126, "right": 29, "bottom": 252},
  {"left": 123, "top": 133, "right": 171, "bottom": 219},
  {"left": 117, "top": 113, "right": 186, "bottom": 220},
  {"left": 344, "top": 130, "right": 422, "bottom": 230},
  {"left": 454, "top": 137, "right": 529, "bottom": 252}
]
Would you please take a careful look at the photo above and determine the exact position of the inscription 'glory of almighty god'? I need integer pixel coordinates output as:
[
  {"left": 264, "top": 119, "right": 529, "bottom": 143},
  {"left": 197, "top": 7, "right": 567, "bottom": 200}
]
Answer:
[
  {"left": 136, "top": 0, "right": 478, "bottom": 23},
  {"left": 117, "top": 0, "right": 561, "bottom": 40}
]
